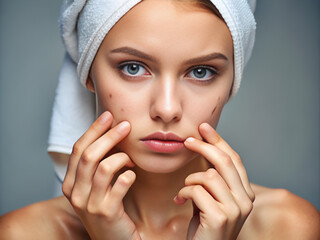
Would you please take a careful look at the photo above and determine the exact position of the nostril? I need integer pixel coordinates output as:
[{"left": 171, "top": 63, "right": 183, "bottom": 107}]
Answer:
[{"left": 150, "top": 103, "right": 182, "bottom": 123}]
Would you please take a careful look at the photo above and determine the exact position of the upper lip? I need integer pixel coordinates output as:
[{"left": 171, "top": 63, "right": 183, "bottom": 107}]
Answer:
[{"left": 141, "top": 132, "right": 185, "bottom": 142}]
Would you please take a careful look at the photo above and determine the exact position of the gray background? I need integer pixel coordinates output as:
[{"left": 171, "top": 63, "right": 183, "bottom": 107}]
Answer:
[{"left": 0, "top": 0, "right": 319, "bottom": 215}]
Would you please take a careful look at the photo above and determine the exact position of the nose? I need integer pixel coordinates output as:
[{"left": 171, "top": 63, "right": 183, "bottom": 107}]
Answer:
[{"left": 150, "top": 74, "right": 182, "bottom": 123}]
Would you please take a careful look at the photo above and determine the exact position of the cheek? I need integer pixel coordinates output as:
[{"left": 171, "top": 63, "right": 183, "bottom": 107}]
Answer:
[
  {"left": 209, "top": 96, "right": 227, "bottom": 127},
  {"left": 96, "top": 88, "right": 143, "bottom": 127},
  {"left": 209, "top": 106, "right": 224, "bottom": 128},
  {"left": 192, "top": 96, "right": 225, "bottom": 128},
  {"left": 96, "top": 90, "right": 113, "bottom": 115},
  {"left": 96, "top": 90, "right": 125, "bottom": 120}
]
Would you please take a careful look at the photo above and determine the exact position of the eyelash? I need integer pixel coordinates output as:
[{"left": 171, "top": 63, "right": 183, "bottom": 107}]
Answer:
[
  {"left": 117, "top": 61, "right": 151, "bottom": 80},
  {"left": 185, "top": 65, "right": 218, "bottom": 83},
  {"left": 117, "top": 62, "right": 218, "bottom": 83}
]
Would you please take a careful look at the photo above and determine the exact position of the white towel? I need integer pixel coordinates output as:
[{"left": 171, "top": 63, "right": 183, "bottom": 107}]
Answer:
[
  {"left": 48, "top": 0, "right": 257, "bottom": 184},
  {"left": 47, "top": 53, "right": 95, "bottom": 155}
]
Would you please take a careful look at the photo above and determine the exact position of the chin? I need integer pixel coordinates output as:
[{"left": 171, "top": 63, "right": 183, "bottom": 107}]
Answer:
[{"left": 133, "top": 156, "right": 186, "bottom": 174}]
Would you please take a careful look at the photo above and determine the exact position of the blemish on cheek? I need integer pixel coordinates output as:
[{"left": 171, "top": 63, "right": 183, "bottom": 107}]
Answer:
[
  {"left": 121, "top": 108, "right": 124, "bottom": 112},
  {"left": 211, "top": 106, "right": 217, "bottom": 116},
  {"left": 109, "top": 93, "right": 113, "bottom": 98},
  {"left": 211, "top": 96, "right": 221, "bottom": 116}
]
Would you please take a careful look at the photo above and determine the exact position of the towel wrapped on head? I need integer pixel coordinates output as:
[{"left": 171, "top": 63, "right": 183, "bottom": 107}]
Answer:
[{"left": 48, "top": 0, "right": 257, "bottom": 184}]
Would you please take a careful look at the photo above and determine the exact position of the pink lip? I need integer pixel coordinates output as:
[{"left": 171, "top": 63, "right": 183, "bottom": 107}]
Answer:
[{"left": 141, "top": 132, "right": 186, "bottom": 153}]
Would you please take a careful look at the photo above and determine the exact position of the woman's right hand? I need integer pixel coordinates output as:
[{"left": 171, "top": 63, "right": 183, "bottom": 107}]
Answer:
[{"left": 62, "top": 111, "right": 141, "bottom": 240}]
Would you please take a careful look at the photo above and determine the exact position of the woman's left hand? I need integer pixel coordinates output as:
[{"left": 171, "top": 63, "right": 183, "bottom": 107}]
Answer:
[{"left": 174, "top": 123, "right": 255, "bottom": 240}]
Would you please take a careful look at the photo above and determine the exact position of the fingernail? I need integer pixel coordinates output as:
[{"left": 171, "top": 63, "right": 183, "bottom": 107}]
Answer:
[
  {"left": 99, "top": 111, "right": 111, "bottom": 123},
  {"left": 201, "top": 123, "right": 219, "bottom": 143},
  {"left": 116, "top": 121, "right": 130, "bottom": 132},
  {"left": 173, "top": 195, "right": 186, "bottom": 205},
  {"left": 201, "top": 123, "right": 214, "bottom": 133},
  {"left": 185, "top": 137, "right": 195, "bottom": 143}
]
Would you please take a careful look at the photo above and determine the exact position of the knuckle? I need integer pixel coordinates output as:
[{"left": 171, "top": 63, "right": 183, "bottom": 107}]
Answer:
[
  {"left": 214, "top": 135, "right": 222, "bottom": 144},
  {"left": 81, "top": 149, "right": 95, "bottom": 164},
  {"left": 71, "top": 142, "right": 82, "bottom": 156},
  {"left": 229, "top": 204, "right": 241, "bottom": 221},
  {"left": 102, "top": 208, "right": 119, "bottom": 220},
  {"left": 192, "top": 185, "right": 203, "bottom": 195},
  {"left": 222, "top": 155, "right": 233, "bottom": 166},
  {"left": 98, "top": 162, "right": 112, "bottom": 175},
  {"left": 249, "top": 190, "right": 256, "bottom": 202},
  {"left": 103, "top": 211, "right": 113, "bottom": 219},
  {"left": 70, "top": 194, "right": 84, "bottom": 210},
  {"left": 204, "top": 168, "right": 218, "bottom": 180},
  {"left": 233, "top": 152, "right": 243, "bottom": 165},
  {"left": 118, "top": 172, "right": 133, "bottom": 185},
  {"left": 118, "top": 174, "right": 128, "bottom": 185},
  {"left": 62, "top": 181, "right": 71, "bottom": 198},
  {"left": 215, "top": 213, "right": 228, "bottom": 228},
  {"left": 86, "top": 204, "right": 96, "bottom": 215},
  {"left": 233, "top": 151, "right": 241, "bottom": 161},
  {"left": 184, "top": 174, "right": 193, "bottom": 185},
  {"left": 86, "top": 203, "right": 101, "bottom": 216},
  {"left": 242, "top": 199, "right": 254, "bottom": 215}
]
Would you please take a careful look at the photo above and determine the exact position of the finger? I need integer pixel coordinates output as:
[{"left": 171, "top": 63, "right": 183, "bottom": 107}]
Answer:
[
  {"left": 199, "top": 123, "right": 254, "bottom": 201},
  {"left": 63, "top": 111, "right": 113, "bottom": 197},
  {"left": 185, "top": 168, "right": 234, "bottom": 204},
  {"left": 71, "top": 121, "right": 131, "bottom": 202},
  {"left": 184, "top": 137, "right": 249, "bottom": 201},
  {"left": 175, "top": 185, "right": 224, "bottom": 221},
  {"left": 80, "top": 120, "right": 131, "bottom": 166},
  {"left": 108, "top": 170, "right": 136, "bottom": 210},
  {"left": 186, "top": 169, "right": 247, "bottom": 224},
  {"left": 88, "top": 152, "right": 134, "bottom": 206}
]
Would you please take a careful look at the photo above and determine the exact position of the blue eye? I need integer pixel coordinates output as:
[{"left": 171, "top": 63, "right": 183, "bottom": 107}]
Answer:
[
  {"left": 188, "top": 67, "right": 217, "bottom": 81},
  {"left": 121, "top": 63, "right": 148, "bottom": 77}
]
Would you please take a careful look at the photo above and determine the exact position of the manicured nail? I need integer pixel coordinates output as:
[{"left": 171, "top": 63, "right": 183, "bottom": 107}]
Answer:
[
  {"left": 99, "top": 111, "right": 111, "bottom": 123},
  {"left": 116, "top": 121, "right": 130, "bottom": 132}
]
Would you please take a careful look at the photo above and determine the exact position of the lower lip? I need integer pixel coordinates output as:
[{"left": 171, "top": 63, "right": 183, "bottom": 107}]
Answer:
[{"left": 141, "top": 140, "right": 184, "bottom": 153}]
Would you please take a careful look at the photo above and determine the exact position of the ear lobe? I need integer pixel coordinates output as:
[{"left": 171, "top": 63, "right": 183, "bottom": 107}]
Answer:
[{"left": 86, "top": 76, "right": 95, "bottom": 93}]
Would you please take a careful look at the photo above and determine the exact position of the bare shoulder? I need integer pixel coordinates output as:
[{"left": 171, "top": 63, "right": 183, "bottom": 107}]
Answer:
[
  {"left": 0, "top": 196, "right": 88, "bottom": 240},
  {"left": 242, "top": 184, "right": 320, "bottom": 240}
]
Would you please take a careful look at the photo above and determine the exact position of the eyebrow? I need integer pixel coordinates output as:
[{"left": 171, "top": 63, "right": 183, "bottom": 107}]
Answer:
[
  {"left": 110, "top": 46, "right": 228, "bottom": 64},
  {"left": 110, "top": 47, "right": 156, "bottom": 62},
  {"left": 184, "top": 52, "right": 228, "bottom": 64}
]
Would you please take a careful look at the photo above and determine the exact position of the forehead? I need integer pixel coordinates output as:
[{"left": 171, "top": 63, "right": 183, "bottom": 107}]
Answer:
[{"left": 101, "top": 0, "right": 233, "bottom": 60}]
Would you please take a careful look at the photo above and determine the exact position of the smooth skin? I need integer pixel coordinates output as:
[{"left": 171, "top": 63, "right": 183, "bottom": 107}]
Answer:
[{"left": 0, "top": 0, "right": 319, "bottom": 239}]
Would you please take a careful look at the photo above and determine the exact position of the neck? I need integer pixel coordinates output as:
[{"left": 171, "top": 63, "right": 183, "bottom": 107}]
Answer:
[{"left": 123, "top": 156, "right": 209, "bottom": 230}]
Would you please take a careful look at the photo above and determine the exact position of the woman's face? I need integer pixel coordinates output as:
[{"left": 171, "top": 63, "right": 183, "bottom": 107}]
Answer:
[{"left": 89, "top": 0, "right": 233, "bottom": 173}]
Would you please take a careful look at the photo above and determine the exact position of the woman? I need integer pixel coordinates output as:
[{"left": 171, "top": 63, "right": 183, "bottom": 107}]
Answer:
[{"left": 0, "top": 0, "right": 319, "bottom": 239}]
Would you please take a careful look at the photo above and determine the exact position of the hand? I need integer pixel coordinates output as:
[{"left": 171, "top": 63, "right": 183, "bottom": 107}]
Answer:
[
  {"left": 174, "top": 123, "right": 255, "bottom": 240},
  {"left": 62, "top": 111, "right": 141, "bottom": 240}
]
